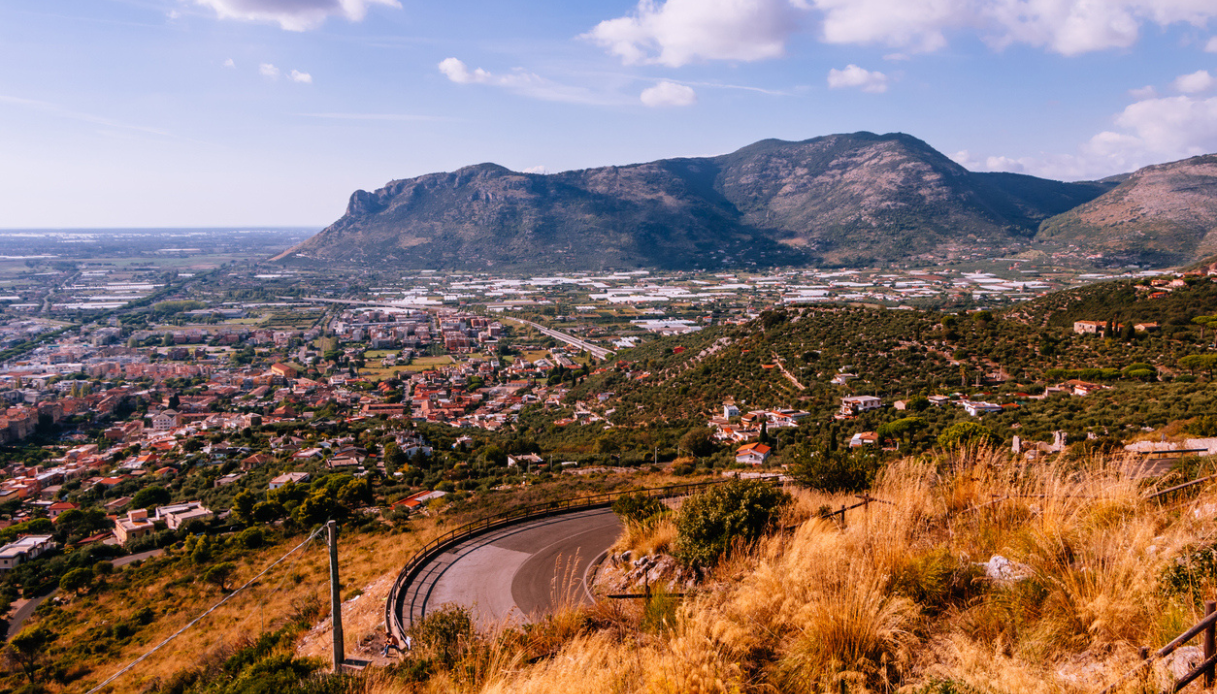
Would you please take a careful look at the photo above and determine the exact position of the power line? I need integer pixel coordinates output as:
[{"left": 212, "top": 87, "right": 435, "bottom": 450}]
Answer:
[{"left": 85, "top": 525, "right": 325, "bottom": 694}]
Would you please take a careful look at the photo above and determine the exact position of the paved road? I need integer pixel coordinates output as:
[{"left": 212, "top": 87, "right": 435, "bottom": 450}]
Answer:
[
  {"left": 5, "top": 549, "right": 163, "bottom": 639},
  {"left": 510, "top": 318, "right": 615, "bottom": 361},
  {"left": 403, "top": 508, "right": 621, "bottom": 629}
]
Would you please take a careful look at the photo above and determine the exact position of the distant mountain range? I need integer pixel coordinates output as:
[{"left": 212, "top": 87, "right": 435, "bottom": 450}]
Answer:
[{"left": 272, "top": 132, "right": 1217, "bottom": 270}]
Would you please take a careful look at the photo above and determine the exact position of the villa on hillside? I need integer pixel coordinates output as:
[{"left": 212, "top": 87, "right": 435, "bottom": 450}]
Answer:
[
  {"left": 0, "top": 535, "right": 55, "bottom": 572},
  {"left": 1062, "top": 380, "right": 1110, "bottom": 396},
  {"left": 1073, "top": 320, "right": 1108, "bottom": 335},
  {"left": 114, "top": 508, "right": 156, "bottom": 544},
  {"left": 840, "top": 395, "right": 882, "bottom": 416},
  {"left": 961, "top": 400, "right": 1003, "bottom": 417},
  {"left": 850, "top": 431, "right": 879, "bottom": 447},
  {"left": 270, "top": 471, "right": 310, "bottom": 489},
  {"left": 735, "top": 442, "right": 772, "bottom": 465}
]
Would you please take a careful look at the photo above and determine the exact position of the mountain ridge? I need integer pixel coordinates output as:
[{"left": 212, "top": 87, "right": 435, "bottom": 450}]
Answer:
[
  {"left": 1038, "top": 153, "right": 1217, "bottom": 267},
  {"left": 273, "top": 132, "right": 1143, "bottom": 270}
]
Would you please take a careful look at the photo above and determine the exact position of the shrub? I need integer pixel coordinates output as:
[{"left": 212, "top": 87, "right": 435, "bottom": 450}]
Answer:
[
  {"left": 412, "top": 603, "right": 475, "bottom": 668},
  {"left": 202, "top": 562, "right": 236, "bottom": 592},
  {"left": 236, "top": 526, "right": 265, "bottom": 550},
  {"left": 679, "top": 427, "right": 717, "bottom": 457},
  {"left": 674, "top": 479, "right": 790, "bottom": 568},
  {"left": 611, "top": 492, "right": 666, "bottom": 524},
  {"left": 789, "top": 448, "right": 881, "bottom": 494},
  {"left": 132, "top": 485, "right": 171, "bottom": 510},
  {"left": 937, "top": 422, "right": 1000, "bottom": 449},
  {"left": 1162, "top": 542, "right": 1217, "bottom": 604},
  {"left": 59, "top": 568, "right": 93, "bottom": 595}
]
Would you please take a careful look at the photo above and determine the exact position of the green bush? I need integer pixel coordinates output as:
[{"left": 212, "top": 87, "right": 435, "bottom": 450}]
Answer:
[
  {"left": 674, "top": 479, "right": 790, "bottom": 568},
  {"left": 788, "top": 448, "right": 880, "bottom": 494},
  {"left": 937, "top": 422, "right": 1000, "bottom": 449},
  {"left": 411, "top": 603, "right": 474, "bottom": 668},
  {"left": 236, "top": 526, "right": 265, "bottom": 549},
  {"left": 1162, "top": 542, "right": 1217, "bottom": 604},
  {"left": 611, "top": 492, "right": 666, "bottom": 524}
]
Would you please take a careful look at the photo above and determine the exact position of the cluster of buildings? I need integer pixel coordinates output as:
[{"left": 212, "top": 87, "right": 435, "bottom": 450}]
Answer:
[
  {"left": 330, "top": 309, "right": 433, "bottom": 349},
  {"left": 706, "top": 403, "right": 811, "bottom": 443}
]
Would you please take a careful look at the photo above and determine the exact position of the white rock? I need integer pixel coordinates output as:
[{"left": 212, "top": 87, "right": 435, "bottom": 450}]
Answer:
[
  {"left": 982, "top": 554, "right": 1030, "bottom": 582},
  {"left": 1192, "top": 504, "right": 1217, "bottom": 520}
]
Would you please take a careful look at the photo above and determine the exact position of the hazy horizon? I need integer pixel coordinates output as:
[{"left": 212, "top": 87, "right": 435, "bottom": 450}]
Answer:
[{"left": 3, "top": 0, "right": 1217, "bottom": 228}]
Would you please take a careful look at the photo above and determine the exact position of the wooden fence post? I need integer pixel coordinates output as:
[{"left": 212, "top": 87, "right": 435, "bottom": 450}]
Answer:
[{"left": 1206, "top": 601, "right": 1215, "bottom": 688}]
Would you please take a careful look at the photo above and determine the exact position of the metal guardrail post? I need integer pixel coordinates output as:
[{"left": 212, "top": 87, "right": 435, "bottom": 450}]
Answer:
[{"left": 1206, "top": 601, "right": 1216, "bottom": 688}]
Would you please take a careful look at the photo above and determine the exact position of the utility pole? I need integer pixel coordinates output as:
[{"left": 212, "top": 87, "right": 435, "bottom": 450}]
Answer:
[{"left": 327, "top": 520, "right": 344, "bottom": 672}]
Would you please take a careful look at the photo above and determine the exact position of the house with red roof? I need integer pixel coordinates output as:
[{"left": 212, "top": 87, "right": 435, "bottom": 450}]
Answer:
[{"left": 735, "top": 442, "right": 772, "bottom": 465}]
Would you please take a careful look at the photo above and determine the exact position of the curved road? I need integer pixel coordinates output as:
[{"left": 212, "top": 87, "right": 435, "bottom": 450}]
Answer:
[{"left": 401, "top": 508, "right": 621, "bottom": 629}]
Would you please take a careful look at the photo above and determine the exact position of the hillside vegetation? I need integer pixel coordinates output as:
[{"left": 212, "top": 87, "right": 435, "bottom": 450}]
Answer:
[
  {"left": 548, "top": 282, "right": 1217, "bottom": 463},
  {"left": 117, "top": 448, "right": 1217, "bottom": 694}
]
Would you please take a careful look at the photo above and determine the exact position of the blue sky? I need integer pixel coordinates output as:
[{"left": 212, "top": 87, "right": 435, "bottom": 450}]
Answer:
[{"left": 2, "top": 0, "right": 1216, "bottom": 228}]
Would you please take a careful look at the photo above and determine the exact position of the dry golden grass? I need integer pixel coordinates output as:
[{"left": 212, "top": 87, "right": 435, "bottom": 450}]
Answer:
[
  {"left": 349, "top": 447, "right": 1217, "bottom": 694},
  {"left": 612, "top": 516, "right": 678, "bottom": 558},
  {"left": 27, "top": 523, "right": 429, "bottom": 693}
]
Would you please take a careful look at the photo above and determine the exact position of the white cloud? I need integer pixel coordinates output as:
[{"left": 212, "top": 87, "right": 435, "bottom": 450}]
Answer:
[
  {"left": 640, "top": 81, "right": 698, "bottom": 107},
  {"left": 583, "top": 0, "right": 802, "bottom": 67},
  {"left": 193, "top": 0, "right": 400, "bottom": 32},
  {"left": 522, "top": 165, "right": 549, "bottom": 174},
  {"left": 259, "top": 63, "right": 280, "bottom": 79},
  {"left": 436, "top": 58, "right": 626, "bottom": 106},
  {"left": 1174, "top": 69, "right": 1215, "bottom": 93},
  {"left": 646, "top": 0, "right": 1217, "bottom": 57},
  {"left": 223, "top": 58, "right": 236, "bottom": 69},
  {"left": 981, "top": 155, "right": 1026, "bottom": 172},
  {"left": 289, "top": 69, "right": 313, "bottom": 84},
  {"left": 1128, "top": 85, "right": 1157, "bottom": 99},
  {"left": 584, "top": 0, "right": 1217, "bottom": 61},
  {"left": 812, "top": 0, "right": 962, "bottom": 52},
  {"left": 959, "top": 91, "right": 1217, "bottom": 180},
  {"left": 950, "top": 150, "right": 979, "bottom": 168},
  {"left": 1093, "top": 94, "right": 1217, "bottom": 162},
  {"left": 826, "top": 64, "right": 888, "bottom": 93},
  {"left": 438, "top": 58, "right": 492, "bottom": 85},
  {"left": 1207, "top": 36, "right": 1217, "bottom": 52}
]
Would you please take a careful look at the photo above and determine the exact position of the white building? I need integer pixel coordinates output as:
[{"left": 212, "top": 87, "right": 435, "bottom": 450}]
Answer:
[
  {"left": 151, "top": 409, "right": 180, "bottom": 431},
  {"left": 157, "top": 501, "right": 213, "bottom": 530},
  {"left": 961, "top": 400, "right": 1003, "bottom": 417},
  {"left": 840, "top": 395, "right": 882, "bottom": 416},
  {"left": 269, "top": 471, "right": 311, "bottom": 490},
  {"left": 0, "top": 535, "right": 55, "bottom": 571}
]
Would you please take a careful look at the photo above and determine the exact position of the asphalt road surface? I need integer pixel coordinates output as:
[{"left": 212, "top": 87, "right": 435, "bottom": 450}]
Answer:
[{"left": 415, "top": 508, "right": 622, "bottom": 629}]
